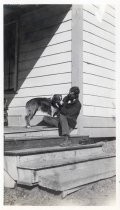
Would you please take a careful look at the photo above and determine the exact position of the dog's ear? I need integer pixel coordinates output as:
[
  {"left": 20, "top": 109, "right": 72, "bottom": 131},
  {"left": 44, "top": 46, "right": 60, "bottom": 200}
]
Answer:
[{"left": 59, "top": 94, "right": 62, "bottom": 101}]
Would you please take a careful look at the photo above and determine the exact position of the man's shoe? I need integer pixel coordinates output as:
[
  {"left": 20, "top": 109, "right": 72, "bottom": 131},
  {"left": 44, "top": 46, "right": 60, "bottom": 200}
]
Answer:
[
  {"left": 26, "top": 125, "right": 31, "bottom": 128},
  {"left": 60, "top": 140, "right": 72, "bottom": 147}
]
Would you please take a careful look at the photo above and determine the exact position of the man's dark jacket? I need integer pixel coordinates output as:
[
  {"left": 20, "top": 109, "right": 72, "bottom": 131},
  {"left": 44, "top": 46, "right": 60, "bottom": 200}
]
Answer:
[{"left": 60, "top": 96, "right": 81, "bottom": 129}]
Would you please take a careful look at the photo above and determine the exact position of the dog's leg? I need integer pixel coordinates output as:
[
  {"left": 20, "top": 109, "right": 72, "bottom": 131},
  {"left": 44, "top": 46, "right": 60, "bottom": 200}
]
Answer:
[
  {"left": 25, "top": 103, "right": 38, "bottom": 128},
  {"left": 25, "top": 108, "right": 33, "bottom": 128},
  {"left": 25, "top": 114, "right": 31, "bottom": 128},
  {"left": 51, "top": 106, "right": 55, "bottom": 117}
]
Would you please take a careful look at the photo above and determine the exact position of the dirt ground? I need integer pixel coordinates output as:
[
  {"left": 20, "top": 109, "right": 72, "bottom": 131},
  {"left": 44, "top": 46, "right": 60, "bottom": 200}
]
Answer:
[{"left": 4, "top": 176, "right": 116, "bottom": 206}]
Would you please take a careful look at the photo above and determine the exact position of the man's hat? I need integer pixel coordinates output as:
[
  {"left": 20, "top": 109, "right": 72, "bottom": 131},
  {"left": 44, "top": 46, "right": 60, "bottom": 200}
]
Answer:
[{"left": 70, "top": 86, "right": 80, "bottom": 95}]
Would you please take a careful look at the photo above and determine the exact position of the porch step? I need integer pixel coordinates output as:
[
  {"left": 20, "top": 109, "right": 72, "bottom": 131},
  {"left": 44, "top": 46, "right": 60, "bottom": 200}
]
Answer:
[
  {"left": 4, "top": 126, "right": 59, "bottom": 138},
  {"left": 37, "top": 158, "right": 115, "bottom": 191},
  {"left": 5, "top": 142, "right": 104, "bottom": 186},
  {"left": 4, "top": 140, "right": 116, "bottom": 190},
  {"left": 16, "top": 141, "right": 115, "bottom": 189},
  {"left": 5, "top": 142, "right": 104, "bottom": 156},
  {"left": 4, "top": 134, "right": 89, "bottom": 151},
  {"left": 4, "top": 126, "right": 79, "bottom": 138},
  {"left": 16, "top": 143, "right": 115, "bottom": 170}
]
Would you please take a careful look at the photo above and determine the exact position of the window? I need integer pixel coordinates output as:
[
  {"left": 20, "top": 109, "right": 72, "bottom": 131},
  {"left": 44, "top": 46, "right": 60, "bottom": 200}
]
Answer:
[{"left": 4, "top": 21, "right": 18, "bottom": 93}]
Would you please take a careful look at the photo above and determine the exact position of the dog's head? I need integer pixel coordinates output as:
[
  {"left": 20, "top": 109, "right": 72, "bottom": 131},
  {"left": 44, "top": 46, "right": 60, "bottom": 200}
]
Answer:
[
  {"left": 52, "top": 94, "right": 62, "bottom": 103},
  {"left": 51, "top": 94, "right": 62, "bottom": 108}
]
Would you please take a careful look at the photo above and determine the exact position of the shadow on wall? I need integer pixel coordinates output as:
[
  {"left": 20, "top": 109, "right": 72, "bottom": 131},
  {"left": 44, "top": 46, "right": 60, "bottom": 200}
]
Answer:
[{"left": 4, "top": 4, "right": 71, "bottom": 106}]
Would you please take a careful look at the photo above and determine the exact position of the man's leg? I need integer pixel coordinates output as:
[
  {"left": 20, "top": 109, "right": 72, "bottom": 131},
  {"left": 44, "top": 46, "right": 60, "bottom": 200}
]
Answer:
[
  {"left": 59, "top": 114, "right": 70, "bottom": 136},
  {"left": 59, "top": 114, "right": 72, "bottom": 146},
  {"left": 43, "top": 116, "right": 59, "bottom": 127}
]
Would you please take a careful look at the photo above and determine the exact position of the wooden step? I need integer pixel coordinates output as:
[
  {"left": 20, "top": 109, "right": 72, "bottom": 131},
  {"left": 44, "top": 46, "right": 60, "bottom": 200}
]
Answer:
[
  {"left": 5, "top": 142, "right": 106, "bottom": 186},
  {"left": 17, "top": 143, "right": 115, "bottom": 171},
  {"left": 4, "top": 134, "right": 89, "bottom": 151},
  {"left": 38, "top": 157, "right": 116, "bottom": 191},
  {"left": 4, "top": 126, "right": 58, "bottom": 138},
  {"left": 4, "top": 140, "right": 116, "bottom": 189},
  {"left": 4, "top": 125, "right": 78, "bottom": 138},
  {"left": 5, "top": 142, "right": 103, "bottom": 156},
  {"left": 17, "top": 143, "right": 106, "bottom": 169},
  {"left": 16, "top": 141, "right": 116, "bottom": 188},
  {"left": 4, "top": 142, "right": 97, "bottom": 185},
  {"left": 5, "top": 142, "right": 102, "bottom": 188},
  {"left": 17, "top": 156, "right": 116, "bottom": 190}
]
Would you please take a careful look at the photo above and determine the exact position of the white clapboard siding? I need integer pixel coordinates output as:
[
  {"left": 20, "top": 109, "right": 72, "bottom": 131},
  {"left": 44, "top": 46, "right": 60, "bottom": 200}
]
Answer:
[
  {"left": 19, "top": 41, "right": 71, "bottom": 62},
  {"left": 107, "top": 5, "right": 115, "bottom": 16},
  {"left": 83, "top": 31, "right": 115, "bottom": 52},
  {"left": 102, "top": 13, "right": 115, "bottom": 27},
  {"left": 83, "top": 42, "right": 115, "bottom": 61},
  {"left": 9, "top": 93, "right": 67, "bottom": 110},
  {"left": 83, "top": 95, "right": 115, "bottom": 109},
  {"left": 83, "top": 116, "right": 115, "bottom": 128},
  {"left": 8, "top": 107, "right": 45, "bottom": 116},
  {"left": 83, "top": 52, "right": 115, "bottom": 70},
  {"left": 9, "top": 94, "right": 61, "bottom": 108},
  {"left": 18, "top": 62, "right": 71, "bottom": 81},
  {"left": 8, "top": 107, "right": 27, "bottom": 115},
  {"left": 21, "top": 19, "right": 72, "bottom": 40},
  {"left": 83, "top": 84, "right": 115, "bottom": 99},
  {"left": 20, "top": 30, "right": 71, "bottom": 53},
  {"left": 8, "top": 84, "right": 71, "bottom": 116},
  {"left": 14, "top": 83, "right": 71, "bottom": 99},
  {"left": 83, "top": 63, "right": 115, "bottom": 80},
  {"left": 83, "top": 9, "right": 115, "bottom": 34},
  {"left": 21, "top": 9, "right": 71, "bottom": 33},
  {"left": 8, "top": 83, "right": 71, "bottom": 116},
  {"left": 83, "top": 4, "right": 115, "bottom": 133},
  {"left": 8, "top": 107, "right": 57, "bottom": 116},
  {"left": 7, "top": 7, "right": 72, "bottom": 123},
  {"left": 83, "top": 21, "right": 115, "bottom": 43},
  {"left": 83, "top": 73, "right": 115, "bottom": 89},
  {"left": 102, "top": 12, "right": 115, "bottom": 26},
  {"left": 21, "top": 20, "right": 72, "bottom": 44},
  {"left": 83, "top": 4, "right": 115, "bottom": 25},
  {"left": 83, "top": 127, "right": 115, "bottom": 137},
  {"left": 39, "top": 18, "right": 71, "bottom": 34},
  {"left": 19, "top": 51, "right": 71, "bottom": 71},
  {"left": 18, "top": 73, "right": 71, "bottom": 90},
  {"left": 83, "top": 106, "right": 115, "bottom": 118}
]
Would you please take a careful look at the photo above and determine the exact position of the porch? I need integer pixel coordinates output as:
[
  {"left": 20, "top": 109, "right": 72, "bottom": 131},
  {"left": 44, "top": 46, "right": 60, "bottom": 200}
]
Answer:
[
  {"left": 4, "top": 126, "right": 116, "bottom": 197},
  {"left": 4, "top": 4, "right": 116, "bottom": 198}
]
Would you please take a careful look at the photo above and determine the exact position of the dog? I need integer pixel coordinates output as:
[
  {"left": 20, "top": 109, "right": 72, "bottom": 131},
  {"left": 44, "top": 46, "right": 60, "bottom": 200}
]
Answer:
[{"left": 25, "top": 94, "right": 62, "bottom": 128}]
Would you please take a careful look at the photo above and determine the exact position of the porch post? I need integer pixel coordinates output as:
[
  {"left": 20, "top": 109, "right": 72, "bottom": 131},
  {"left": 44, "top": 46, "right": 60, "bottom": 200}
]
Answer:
[{"left": 71, "top": 5, "right": 84, "bottom": 135}]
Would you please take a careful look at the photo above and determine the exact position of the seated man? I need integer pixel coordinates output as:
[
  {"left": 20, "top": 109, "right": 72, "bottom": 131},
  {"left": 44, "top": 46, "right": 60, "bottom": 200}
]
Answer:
[{"left": 43, "top": 86, "right": 82, "bottom": 146}]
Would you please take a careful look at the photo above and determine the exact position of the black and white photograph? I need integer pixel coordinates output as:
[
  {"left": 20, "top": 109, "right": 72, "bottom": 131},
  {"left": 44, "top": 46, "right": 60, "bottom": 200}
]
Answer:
[{"left": 2, "top": 0, "right": 120, "bottom": 207}]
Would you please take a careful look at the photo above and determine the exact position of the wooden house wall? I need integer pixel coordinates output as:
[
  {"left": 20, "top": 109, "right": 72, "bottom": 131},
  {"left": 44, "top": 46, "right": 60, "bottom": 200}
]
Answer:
[
  {"left": 5, "top": 4, "right": 116, "bottom": 138},
  {"left": 82, "top": 5, "right": 115, "bottom": 137},
  {"left": 7, "top": 5, "right": 72, "bottom": 126}
]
